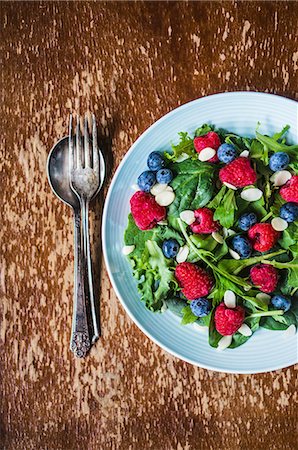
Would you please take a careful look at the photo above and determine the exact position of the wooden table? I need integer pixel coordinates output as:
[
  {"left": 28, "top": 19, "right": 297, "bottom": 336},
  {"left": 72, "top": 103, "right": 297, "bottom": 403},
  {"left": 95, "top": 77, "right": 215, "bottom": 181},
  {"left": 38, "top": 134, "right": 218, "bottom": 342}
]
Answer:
[{"left": 1, "top": 2, "right": 297, "bottom": 449}]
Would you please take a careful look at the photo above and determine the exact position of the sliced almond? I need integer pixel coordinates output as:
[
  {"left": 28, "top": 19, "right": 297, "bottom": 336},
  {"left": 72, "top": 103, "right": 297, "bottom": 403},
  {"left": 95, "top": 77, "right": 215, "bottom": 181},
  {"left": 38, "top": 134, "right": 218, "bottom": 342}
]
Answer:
[
  {"left": 224, "top": 290, "right": 236, "bottom": 308},
  {"left": 155, "top": 190, "right": 175, "bottom": 206},
  {"left": 180, "top": 210, "right": 196, "bottom": 225},
  {"left": 243, "top": 285, "right": 252, "bottom": 292},
  {"left": 223, "top": 181, "right": 237, "bottom": 190},
  {"left": 229, "top": 248, "right": 241, "bottom": 260},
  {"left": 122, "top": 245, "right": 135, "bottom": 255},
  {"left": 176, "top": 245, "right": 189, "bottom": 263},
  {"left": 150, "top": 183, "right": 168, "bottom": 196},
  {"left": 157, "top": 220, "right": 168, "bottom": 226},
  {"left": 165, "top": 186, "right": 173, "bottom": 193},
  {"left": 238, "top": 323, "right": 252, "bottom": 337},
  {"left": 227, "top": 229, "right": 236, "bottom": 237},
  {"left": 239, "top": 150, "right": 249, "bottom": 157},
  {"left": 240, "top": 187, "right": 263, "bottom": 202},
  {"left": 131, "top": 183, "right": 140, "bottom": 191},
  {"left": 270, "top": 170, "right": 292, "bottom": 187},
  {"left": 198, "top": 147, "right": 216, "bottom": 162},
  {"left": 256, "top": 292, "right": 271, "bottom": 303},
  {"left": 282, "top": 324, "right": 296, "bottom": 339},
  {"left": 217, "top": 335, "right": 232, "bottom": 351},
  {"left": 271, "top": 217, "right": 288, "bottom": 231},
  {"left": 212, "top": 231, "right": 224, "bottom": 244},
  {"left": 176, "top": 152, "right": 189, "bottom": 162},
  {"left": 160, "top": 302, "right": 168, "bottom": 313}
]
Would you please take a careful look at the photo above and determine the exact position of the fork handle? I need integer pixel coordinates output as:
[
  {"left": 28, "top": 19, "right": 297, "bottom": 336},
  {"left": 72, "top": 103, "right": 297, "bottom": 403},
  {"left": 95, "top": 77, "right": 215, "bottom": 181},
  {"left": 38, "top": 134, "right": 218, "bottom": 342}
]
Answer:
[
  {"left": 82, "top": 200, "right": 99, "bottom": 342},
  {"left": 70, "top": 210, "right": 91, "bottom": 358}
]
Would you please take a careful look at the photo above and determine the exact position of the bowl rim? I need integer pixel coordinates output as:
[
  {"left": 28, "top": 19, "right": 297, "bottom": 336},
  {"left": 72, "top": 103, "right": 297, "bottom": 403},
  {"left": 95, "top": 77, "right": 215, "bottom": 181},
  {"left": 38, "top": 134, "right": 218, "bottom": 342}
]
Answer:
[{"left": 102, "top": 91, "right": 298, "bottom": 373}]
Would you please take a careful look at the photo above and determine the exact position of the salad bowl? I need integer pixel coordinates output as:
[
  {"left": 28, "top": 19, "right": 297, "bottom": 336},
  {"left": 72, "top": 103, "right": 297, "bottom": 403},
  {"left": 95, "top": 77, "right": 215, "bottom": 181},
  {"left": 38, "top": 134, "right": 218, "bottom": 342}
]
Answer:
[{"left": 102, "top": 92, "right": 298, "bottom": 373}]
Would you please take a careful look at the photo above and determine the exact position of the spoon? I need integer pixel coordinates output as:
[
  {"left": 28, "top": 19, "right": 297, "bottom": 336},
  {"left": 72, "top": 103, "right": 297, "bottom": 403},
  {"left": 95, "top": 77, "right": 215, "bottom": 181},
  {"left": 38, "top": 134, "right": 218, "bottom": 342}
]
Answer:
[{"left": 47, "top": 136, "right": 105, "bottom": 351}]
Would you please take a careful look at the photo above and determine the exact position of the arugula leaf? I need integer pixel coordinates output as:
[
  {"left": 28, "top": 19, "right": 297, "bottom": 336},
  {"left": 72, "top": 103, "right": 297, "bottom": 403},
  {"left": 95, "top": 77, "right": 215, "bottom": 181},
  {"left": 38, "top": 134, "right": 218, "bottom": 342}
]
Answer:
[
  {"left": 272, "top": 125, "right": 290, "bottom": 141},
  {"left": 158, "top": 226, "right": 185, "bottom": 246},
  {"left": 225, "top": 133, "right": 251, "bottom": 151},
  {"left": 168, "top": 160, "right": 215, "bottom": 230},
  {"left": 181, "top": 305, "right": 198, "bottom": 325},
  {"left": 124, "top": 213, "right": 158, "bottom": 258},
  {"left": 218, "top": 250, "right": 286, "bottom": 276},
  {"left": 146, "top": 240, "right": 178, "bottom": 309},
  {"left": 265, "top": 258, "right": 298, "bottom": 288},
  {"left": 256, "top": 129, "right": 298, "bottom": 158},
  {"left": 164, "top": 132, "right": 196, "bottom": 161},
  {"left": 208, "top": 185, "right": 227, "bottom": 209},
  {"left": 195, "top": 123, "right": 214, "bottom": 137},
  {"left": 250, "top": 139, "right": 268, "bottom": 164},
  {"left": 213, "top": 189, "right": 237, "bottom": 228}
]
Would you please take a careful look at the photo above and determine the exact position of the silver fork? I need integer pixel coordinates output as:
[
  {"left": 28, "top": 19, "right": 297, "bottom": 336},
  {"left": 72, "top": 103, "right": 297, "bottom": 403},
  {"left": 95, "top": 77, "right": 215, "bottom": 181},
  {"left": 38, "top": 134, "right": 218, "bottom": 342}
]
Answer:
[{"left": 69, "top": 114, "right": 101, "bottom": 355}]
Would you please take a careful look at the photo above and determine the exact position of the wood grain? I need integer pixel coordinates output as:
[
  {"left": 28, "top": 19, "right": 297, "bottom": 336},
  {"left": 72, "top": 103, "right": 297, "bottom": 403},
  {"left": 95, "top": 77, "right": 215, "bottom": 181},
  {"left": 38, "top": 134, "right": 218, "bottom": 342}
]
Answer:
[{"left": 0, "top": 1, "right": 297, "bottom": 449}]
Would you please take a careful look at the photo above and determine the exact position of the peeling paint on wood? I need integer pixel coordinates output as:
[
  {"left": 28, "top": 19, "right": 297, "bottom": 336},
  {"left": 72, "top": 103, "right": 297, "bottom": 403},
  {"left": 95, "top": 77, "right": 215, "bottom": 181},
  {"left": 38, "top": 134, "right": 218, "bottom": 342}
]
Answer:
[{"left": 0, "top": 1, "right": 297, "bottom": 449}]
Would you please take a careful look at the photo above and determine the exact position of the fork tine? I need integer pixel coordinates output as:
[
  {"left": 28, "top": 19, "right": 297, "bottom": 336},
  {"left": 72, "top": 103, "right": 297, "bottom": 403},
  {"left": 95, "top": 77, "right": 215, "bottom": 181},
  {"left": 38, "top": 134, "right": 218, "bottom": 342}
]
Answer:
[
  {"left": 76, "top": 116, "right": 82, "bottom": 169},
  {"left": 69, "top": 114, "right": 75, "bottom": 173},
  {"left": 92, "top": 114, "right": 99, "bottom": 171},
  {"left": 84, "top": 114, "right": 91, "bottom": 168}
]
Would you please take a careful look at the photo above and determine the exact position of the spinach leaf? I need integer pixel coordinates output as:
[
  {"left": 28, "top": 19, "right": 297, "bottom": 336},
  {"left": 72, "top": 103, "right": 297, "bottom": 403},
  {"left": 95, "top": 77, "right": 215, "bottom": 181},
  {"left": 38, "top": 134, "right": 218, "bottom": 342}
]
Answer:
[
  {"left": 208, "top": 308, "right": 222, "bottom": 348},
  {"left": 168, "top": 160, "right": 215, "bottom": 230},
  {"left": 261, "top": 311, "right": 297, "bottom": 330},
  {"left": 124, "top": 213, "right": 158, "bottom": 258},
  {"left": 225, "top": 133, "right": 251, "bottom": 151},
  {"left": 218, "top": 249, "right": 286, "bottom": 276},
  {"left": 265, "top": 258, "right": 298, "bottom": 288},
  {"left": 165, "top": 297, "right": 187, "bottom": 317},
  {"left": 256, "top": 129, "right": 298, "bottom": 158},
  {"left": 229, "top": 317, "right": 260, "bottom": 348}
]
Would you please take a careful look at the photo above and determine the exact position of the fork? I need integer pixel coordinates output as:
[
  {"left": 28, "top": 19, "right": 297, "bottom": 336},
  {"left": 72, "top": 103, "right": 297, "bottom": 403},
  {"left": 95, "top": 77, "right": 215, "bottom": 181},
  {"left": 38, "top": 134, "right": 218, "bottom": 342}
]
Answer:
[{"left": 69, "top": 114, "right": 100, "bottom": 356}]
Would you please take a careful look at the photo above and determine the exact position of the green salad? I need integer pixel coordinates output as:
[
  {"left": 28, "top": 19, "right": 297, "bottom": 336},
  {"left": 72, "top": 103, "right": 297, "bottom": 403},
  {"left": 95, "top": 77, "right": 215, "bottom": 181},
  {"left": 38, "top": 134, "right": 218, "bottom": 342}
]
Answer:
[{"left": 123, "top": 124, "right": 298, "bottom": 350}]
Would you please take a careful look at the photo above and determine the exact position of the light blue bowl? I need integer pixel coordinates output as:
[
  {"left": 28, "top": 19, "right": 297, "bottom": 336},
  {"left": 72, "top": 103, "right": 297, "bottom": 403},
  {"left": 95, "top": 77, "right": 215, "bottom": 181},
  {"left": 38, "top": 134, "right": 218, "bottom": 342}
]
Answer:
[{"left": 102, "top": 92, "right": 298, "bottom": 373}]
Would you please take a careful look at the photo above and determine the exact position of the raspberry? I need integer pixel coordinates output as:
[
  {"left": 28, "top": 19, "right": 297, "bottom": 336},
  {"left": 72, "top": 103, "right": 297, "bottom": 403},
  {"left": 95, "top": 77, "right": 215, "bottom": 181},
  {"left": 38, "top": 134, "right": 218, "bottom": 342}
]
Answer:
[
  {"left": 194, "top": 132, "right": 221, "bottom": 163},
  {"left": 219, "top": 157, "right": 257, "bottom": 188},
  {"left": 190, "top": 207, "right": 220, "bottom": 234},
  {"left": 130, "top": 191, "right": 166, "bottom": 230},
  {"left": 248, "top": 223, "right": 280, "bottom": 252},
  {"left": 214, "top": 303, "right": 245, "bottom": 336},
  {"left": 250, "top": 264, "right": 279, "bottom": 293},
  {"left": 175, "top": 262, "right": 214, "bottom": 300},
  {"left": 280, "top": 175, "right": 298, "bottom": 203}
]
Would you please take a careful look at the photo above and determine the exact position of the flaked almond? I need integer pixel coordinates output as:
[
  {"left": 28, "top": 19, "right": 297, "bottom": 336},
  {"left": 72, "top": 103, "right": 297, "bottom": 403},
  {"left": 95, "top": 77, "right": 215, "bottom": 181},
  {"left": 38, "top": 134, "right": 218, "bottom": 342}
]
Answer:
[
  {"left": 122, "top": 245, "right": 135, "bottom": 256},
  {"left": 157, "top": 220, "right": 168, "bottom": 226},
  {"left": 131, "top": 183, "right": 140, "bottom": 191},
  {"left": 150, "top": 183, "right": 168, "bottom": 196},
  {"left": 155, "top": 190, "right": 175, "bottom": 206},
  {"left": 239, "top": 150, "right": 249, "bottom": 157},
  {"left": 240, "top": 187, "right": 263, "bottom": 202},
  {"left": 180, "top": 210, "right": 196, "bottom": 225},
  {"left": 229, "top": 248, "right": 241, "bottom": 260},
  {"left": 270, "top": 170, "right": 292, "bottom": 187},
  {"left": 198, "top": 147, "right": 216, "bottom": 162},
  {"left": 212, "top": 231, "right": 224, "bottom": 244},
  {"left": 271, "top": 217, "right": 288, "bottom": 231},
  {"left": 165, "top": 186, "right": 174, "bottom": 193},
  {"left": 224, "top": 290, "right": 236, "bottom": 308},
  {"left": 176, "top": 152, "right": 189, "bottom": 162},
  {"left": 223, "top": 181, "right": 237, "bottom": 190},
  {"left": 256, "top": 292, "right": 271, "bottom": 303},
  {"left": 217, "top": 335, "right": 232, "bottom": 351},
  {"left": 282, "top": 324, "right": 296, "bottom": 339},
  {"left": 238, "top": 323, "right": 252, "bottom": 337},
  {"left": 176, "top": 245, "right": 189, "bottom": 263}
]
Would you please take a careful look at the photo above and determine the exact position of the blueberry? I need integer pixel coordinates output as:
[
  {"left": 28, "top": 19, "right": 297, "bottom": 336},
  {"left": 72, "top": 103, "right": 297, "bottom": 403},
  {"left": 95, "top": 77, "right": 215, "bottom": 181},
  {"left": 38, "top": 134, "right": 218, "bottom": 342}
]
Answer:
[
  {"left": 271, "top": 295, "right": 291, "bottom": 312},
  {"left": 280, "top": 202, "right": 298, "bottom": 223},
  {"left": 137, "top": 171, "right": 156, "bottom": 192},
  {"left": 238, "top": 212, "right": 258, "bottom": 231},
  {"left": 217, "top": 143, "right": 237, "bottom": 163},
  {"left": 147, "top": 151, "right": 165, "bottom": 171},
  {"left": 162, "top": 239, "right": 180, "bottom": 258},
  {"left": 156, "top": 168, "right": 173, "bottom": 184},
  {"left": 231, "top": 235, "right": 252, "bottom": 259},
  {"left": 190, "top": 298, "right": 211, "bottom": 317},
  {"left": 269, "top": 152, "right": 290, "bottom": 172}
]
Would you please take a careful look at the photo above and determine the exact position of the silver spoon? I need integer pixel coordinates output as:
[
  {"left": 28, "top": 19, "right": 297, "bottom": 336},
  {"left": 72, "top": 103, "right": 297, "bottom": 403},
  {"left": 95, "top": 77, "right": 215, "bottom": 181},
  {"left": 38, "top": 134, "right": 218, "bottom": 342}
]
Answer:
[{"left": 47, "top": 134, "right": 105, "bottom": 355}]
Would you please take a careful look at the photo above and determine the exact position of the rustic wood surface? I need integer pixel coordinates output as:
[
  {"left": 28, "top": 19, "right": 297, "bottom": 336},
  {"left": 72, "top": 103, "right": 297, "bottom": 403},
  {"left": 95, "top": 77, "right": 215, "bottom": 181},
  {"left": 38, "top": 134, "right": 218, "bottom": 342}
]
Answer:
[{"left": 0, "top": 1, "right": 297, "bottom": 449}]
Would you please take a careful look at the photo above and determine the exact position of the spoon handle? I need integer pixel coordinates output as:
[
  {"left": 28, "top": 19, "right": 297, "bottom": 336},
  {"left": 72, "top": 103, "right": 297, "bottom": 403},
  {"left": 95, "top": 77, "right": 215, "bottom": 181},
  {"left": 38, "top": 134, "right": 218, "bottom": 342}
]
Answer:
[
  {"left": 82, "top": 199, "right": 99, "bottom": 343},
  {"left": 70, "top": 210, "right": 91, "bottom": 358}
]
